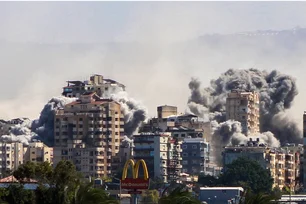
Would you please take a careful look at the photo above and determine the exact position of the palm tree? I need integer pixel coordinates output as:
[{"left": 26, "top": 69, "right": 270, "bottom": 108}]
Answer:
[
  {"left": 159, "top": 187, "right": 201, "bottom": 204},
  {"left": 73, "top": 182, "right": 118, "bottom": 204},
  {"left": 242, "top": 192, "right": 276, "bottom": 204}
]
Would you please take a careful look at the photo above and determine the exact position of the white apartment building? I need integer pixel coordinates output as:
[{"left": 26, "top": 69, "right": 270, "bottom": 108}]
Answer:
[
  {"left": 226, "top": 90, "right": 260, "bottom": 135},
  {"left": 0, "top": 142, "right": 24, "bottom": 175},
  {"left": 133, "top": 133, "right": 183, "bottom": 183}
]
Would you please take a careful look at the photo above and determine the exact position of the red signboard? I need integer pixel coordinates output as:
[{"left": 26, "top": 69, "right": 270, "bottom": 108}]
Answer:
[{"left": 121, "top": 178, "right": 150, "bottom": 190}]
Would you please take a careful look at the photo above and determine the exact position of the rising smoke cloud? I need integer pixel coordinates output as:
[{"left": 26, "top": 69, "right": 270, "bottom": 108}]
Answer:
[
  {"left": 187, "top": 68, "right": 301, "bottom": 163},
  {"left": 0, "top": 82, "right": 147, "bottom": 146}
]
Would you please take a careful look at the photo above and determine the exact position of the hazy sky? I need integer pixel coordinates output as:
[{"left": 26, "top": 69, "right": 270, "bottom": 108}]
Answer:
[
  {"left": 1, "top": 1, "right": 306, "bottom": 127},
  {"left": 1, "top": 2, "right": 306, "bottom": 43}
]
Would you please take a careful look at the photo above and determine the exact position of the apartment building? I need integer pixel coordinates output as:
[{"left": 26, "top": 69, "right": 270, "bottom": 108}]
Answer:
[
  {"left": 24, "top": 141, "right": 53, "bottom": 165},
  {"left": 62, "top": 74, "right": 125, "bottom": 98},
  {"left": 226, "top": 90, "right": 260, "bottom": 135},
  {"left": 133, "top": 133, "right": 183, "bottom": 183},
  {"left": 181, "top": 138, "right": 210, "bottom": 175},
  {"left": 223, "top": 138, "right": 300, "bottom": 191},
  {"left": 54, "top": 92, "right": 124, "bottom": 178},
  {"left": 0, "top": 142, "right": 24, "bottom": 175}
]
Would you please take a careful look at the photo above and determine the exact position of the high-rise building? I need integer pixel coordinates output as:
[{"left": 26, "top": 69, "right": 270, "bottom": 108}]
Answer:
[
  {"left": 53, "top": 92, "right": 124, "bottom": 178},
  {"left": 181, "top": 138, "right": 210, "bottom": 175},
  {"left": 226, "top": 90, "right": 260, "bottom": 135},
  {"left": 24, "top": 141, "right": 53, "bottom": 165},
  {"left": 0, "top": 142, "right": 24, "bottom": 175},
  {"left": 133, "top": 133, "right": 183, "bottom": 183},
  {"left": 62, "top": 74, "right": 125, "bottom": 98}
]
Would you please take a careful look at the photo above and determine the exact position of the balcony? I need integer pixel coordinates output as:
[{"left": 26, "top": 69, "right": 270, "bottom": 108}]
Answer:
[
  {"left": 88, "top": 128, "right": 94, "bottom": 132},
  {"left": 88, "top": 121, "right": 94, "bottom": 124}
]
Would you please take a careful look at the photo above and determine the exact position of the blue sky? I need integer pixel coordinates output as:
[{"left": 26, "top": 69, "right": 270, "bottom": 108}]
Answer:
[{"left": 1, "top": 2, "right": 306, "bottom": 43}]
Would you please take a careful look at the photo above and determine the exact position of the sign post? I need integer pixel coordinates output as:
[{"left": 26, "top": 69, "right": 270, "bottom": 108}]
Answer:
[{"left": 120, "top": 159, "right": 150, "bottom": 204}]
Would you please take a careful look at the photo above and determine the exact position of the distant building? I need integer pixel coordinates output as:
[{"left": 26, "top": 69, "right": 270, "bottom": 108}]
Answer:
[
  {"left": 133, "top": 133, "right": 183, "bottom": 183},
  {"left": 0, "top": 142, "right": 24, "bottom": 175},
  {"left": 226, "top": 90, "right": 260, "bottom": 135},
  {"left": 24, "top": 141, "right": 53, "bottom": 165},
  {"left": 223, "top": 138, "right": 301, "bottom": 191},
  {"left": 54, "top": 92, "right": 124, "bottom": 178},
  {"left": 62, "top": 74, "right": 125, "bottom": 98},
  {"left": 181, "top": 138, "right": 210, "bottom": 175},
  {"left": 157, "top": 105, "right": 177, "bottom": 119}
]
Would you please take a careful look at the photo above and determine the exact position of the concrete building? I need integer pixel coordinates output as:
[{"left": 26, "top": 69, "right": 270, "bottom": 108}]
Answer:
[
  {"left": 223, "top": 139, "right": 301, "bottom": 191},
  {"left": 157, "top": 105, "right": 177, "bottom": 119},
  {"left": 0, "top": 142, "right": 24, "bottom": 175},
  {"left": 181, "top": 138, "right": 210, "bottom": 175},
  {"left": 226, "top": 90, "right": 260, "bottom": 135},
  {"left": 62, "top": 74, "right": 125, "bottom": 99},
  {"left": 24, "top": 141, "right": 53, "bottom": 165},
  {"left": 133, "top": 133, "right": 183, "bottom": 183},
  {"left": 54, "top": 92, "right": 124, "bottom": 178}
]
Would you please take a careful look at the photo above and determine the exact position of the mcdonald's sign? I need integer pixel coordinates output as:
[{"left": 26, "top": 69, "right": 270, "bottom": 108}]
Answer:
[{"left": 121, "top": 159, "right": 150, "bottom": 190}]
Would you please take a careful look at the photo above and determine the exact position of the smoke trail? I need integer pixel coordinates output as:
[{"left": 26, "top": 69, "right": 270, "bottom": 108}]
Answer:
[{"left": 187, "top": 68, "right": 301, "bottom": 163}]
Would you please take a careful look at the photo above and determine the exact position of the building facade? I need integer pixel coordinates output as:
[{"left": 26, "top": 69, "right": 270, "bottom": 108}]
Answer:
[
  {"left": 0, "top": 142, "right": 24, "bottom": 175},
  {"left": 303, "top": 111, "right": 306, "bottom": 188},
  {"left": 24, "top": 141, "right": 53, "bottom": 165},
  {"left": 54, "top": 92, "right": 124, "bottom": 178},
  {"left": 157, "top": 105, "right": 178, "bottom": 119},
  {"left": 62, "top": 74, "right": 125, "bottom": 99},
  {"left": 133, "top": 133, "right": 183, "bottom": 183},
  {"left": 226, "top": 90, "right": 260, "bottom": 135},
  {"left": 181, "top": 138, "right": 210, "bottom": 175}
]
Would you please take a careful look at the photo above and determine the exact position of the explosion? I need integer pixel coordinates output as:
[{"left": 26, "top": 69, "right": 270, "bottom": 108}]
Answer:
[{"left": 187, "top": 68, "right": 301, "bottom": 163}]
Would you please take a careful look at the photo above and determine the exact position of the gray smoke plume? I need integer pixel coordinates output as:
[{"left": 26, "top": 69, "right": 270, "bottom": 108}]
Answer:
[
  {"left": 187, "top": 68, "right": 301, "bottom": 163},
  {"left": 31, "top": 96, "right": 78, "bottom": 146},
  {"left": 0, "top": 96, "right": 77, "bottom": 146},
  {"left": 110, "top": 91, "right": 148, "bottom": 136},
  {"left": 210, "top": 120, "right": 280, "bottom": 163}
]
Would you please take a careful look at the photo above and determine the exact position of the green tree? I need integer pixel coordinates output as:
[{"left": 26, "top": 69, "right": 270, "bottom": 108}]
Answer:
[
  {"left": 159, "top": 187, "right": 201, "bottom": 204},
  {"left": 241, "top": 191, "right": 276, "bottom": 204},
  {"left": 140, "top": 190, "right": 159, "bottom": 204},
  {"left": 74, "top": 181, "right": 118, "bottom": 204},
  {"left": 220, "top": 157, "right": 273, "bottom": 193}
]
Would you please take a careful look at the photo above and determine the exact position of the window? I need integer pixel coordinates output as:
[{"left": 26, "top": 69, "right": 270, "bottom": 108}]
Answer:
[
  {"left": 182, "top": 145, "right": 187, "bottom": 149},
  {"left": 182, "top": 160, "right": 188, "bottom": 165},
  {"left": 192, "top": 145, "right": 197, "bottom": 149},
  {"left": 182, "top": 153, "right": 188, "bottom": 157}
]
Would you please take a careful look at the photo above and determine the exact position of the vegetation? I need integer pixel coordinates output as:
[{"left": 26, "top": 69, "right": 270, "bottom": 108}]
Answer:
[
  {"left": 0, "top": 161, "right": 118, "bottom": 204},
  {"left": 140, "top": 190, "right": 159, "bottom": 204},
  {"left": 198, "top": 157, "right": 274, "bottom": 194},
  {"left": 158, "top": 187, "right": 201, "bottom": 204}
]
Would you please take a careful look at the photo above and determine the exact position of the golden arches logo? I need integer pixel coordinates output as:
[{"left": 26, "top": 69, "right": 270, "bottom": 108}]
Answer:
[{"left": 122, "top": 159, "right": 149, "bottom": 180}]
